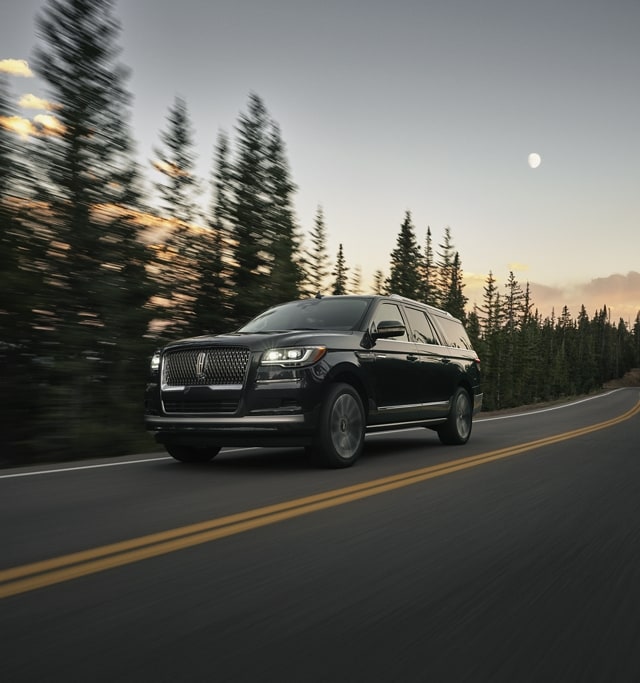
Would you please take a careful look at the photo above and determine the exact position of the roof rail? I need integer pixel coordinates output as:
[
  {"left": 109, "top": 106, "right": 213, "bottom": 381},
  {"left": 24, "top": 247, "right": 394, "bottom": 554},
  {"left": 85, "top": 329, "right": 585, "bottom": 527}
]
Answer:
[{"left": 387, "top": 293, "right": 453, "bottom": 315}]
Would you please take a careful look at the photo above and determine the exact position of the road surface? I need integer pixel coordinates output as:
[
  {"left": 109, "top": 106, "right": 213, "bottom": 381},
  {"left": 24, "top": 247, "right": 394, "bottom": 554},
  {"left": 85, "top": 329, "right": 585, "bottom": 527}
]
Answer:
[{"left": 1, "top": 388, "right": 639, "bottom": 682}]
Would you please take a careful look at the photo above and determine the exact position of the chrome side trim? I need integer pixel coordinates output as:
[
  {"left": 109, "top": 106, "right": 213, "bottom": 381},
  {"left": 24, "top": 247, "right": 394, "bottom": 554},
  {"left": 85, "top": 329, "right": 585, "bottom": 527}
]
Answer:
[{"left": 377, "top": 400, "right": 449, "bottom": 412}]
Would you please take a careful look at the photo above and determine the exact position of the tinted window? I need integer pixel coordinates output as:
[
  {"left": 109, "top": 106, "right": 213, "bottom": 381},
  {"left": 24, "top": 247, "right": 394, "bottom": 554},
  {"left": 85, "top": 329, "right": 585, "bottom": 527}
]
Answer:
[
  {"left": 435, "top": 316, "right": 472, "bottom": 349},
  {"left": 238, "top": 298, "right": 372, "bottom": 332},
  {"left": 404, "top": 307, "right": 441, "bottom": 345},
  {"left": 370, "top": 302, "right": 408, "bottom": 341}
]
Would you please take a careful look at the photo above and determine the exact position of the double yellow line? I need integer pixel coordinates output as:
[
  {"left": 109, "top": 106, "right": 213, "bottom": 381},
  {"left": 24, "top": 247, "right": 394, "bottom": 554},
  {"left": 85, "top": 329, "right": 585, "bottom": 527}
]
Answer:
[{"left": 2, "top": 398, "right": 639, "bottom": 600}]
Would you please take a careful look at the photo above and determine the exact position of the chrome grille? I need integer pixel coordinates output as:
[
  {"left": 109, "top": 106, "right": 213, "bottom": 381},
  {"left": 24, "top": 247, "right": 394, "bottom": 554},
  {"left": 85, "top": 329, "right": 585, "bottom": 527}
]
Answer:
[
  {"left": 163, "top": 400, "right": 239, "bottom": 414},
  {"left": 162, "top": 346, "right": 251, "bottom": 387}
]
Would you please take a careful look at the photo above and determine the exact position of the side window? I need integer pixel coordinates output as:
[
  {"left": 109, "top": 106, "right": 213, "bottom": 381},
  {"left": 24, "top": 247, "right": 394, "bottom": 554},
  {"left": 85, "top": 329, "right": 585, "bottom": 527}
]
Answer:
[
  {"left": 435, "top": 317, "right": 472, "bottom": 349},
  {"left": 404, "top": 307, "right": 441, "bottom": 345},
  {"left": 370, "top": 303, "right": 409, "bottom": 341}
]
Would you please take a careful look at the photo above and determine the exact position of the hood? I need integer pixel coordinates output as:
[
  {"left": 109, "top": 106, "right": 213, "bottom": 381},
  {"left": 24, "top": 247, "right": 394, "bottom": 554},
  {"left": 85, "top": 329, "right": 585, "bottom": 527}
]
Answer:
[{"left": 162, "top": 330, "right": 361, "bottom": 353}]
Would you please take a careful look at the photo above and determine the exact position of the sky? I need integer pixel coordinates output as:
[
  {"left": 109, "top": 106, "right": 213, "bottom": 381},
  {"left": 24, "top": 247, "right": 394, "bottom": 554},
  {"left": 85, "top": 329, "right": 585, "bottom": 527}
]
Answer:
[{"left": 2, "top": 0, "right": 639, "bottom": 322}]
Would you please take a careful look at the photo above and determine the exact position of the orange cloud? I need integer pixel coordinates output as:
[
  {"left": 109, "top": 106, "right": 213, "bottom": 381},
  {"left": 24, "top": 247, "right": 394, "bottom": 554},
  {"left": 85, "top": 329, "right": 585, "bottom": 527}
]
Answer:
[
  {"left": 0, "top": 115, "right": 37, "bottom": 138},
  {"left": 34, "top": 113, "right": 65, "bottom": 135},
  {"left": 0, "top": 113, "right": 65, "bottom": 138},
  {"left": 465, "top": 271, "right": 639, "bottom": 324},
  {"left": 529, "top": 273, "right": 640, "bottom": 323},
  {"left": 0, "top": 59, "right": 33, "bottom": 77},
  {"left": 19, "top": 93, "right": 54, "bottom": 111}
]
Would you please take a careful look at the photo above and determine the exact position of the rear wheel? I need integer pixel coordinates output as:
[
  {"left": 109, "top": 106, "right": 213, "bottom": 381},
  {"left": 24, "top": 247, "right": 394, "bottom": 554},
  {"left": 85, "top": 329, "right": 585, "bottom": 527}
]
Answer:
[
  {"left": 165, "top": 445, "right": 221, "bottom": 463},
  {"left": 311, "top": 383, "right": 365, "bottom": 468},
  {"left": 437, "top": 387, "right": 472, "bottom": 445}
]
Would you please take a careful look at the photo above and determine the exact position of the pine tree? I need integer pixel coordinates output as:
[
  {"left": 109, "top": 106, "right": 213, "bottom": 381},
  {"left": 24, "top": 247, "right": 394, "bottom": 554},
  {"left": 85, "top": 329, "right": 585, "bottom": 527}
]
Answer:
[
  {"left": 30, "top": 0, "right": 154, "bottom": 457},
  {"left": 435, "top": 226, "right": 456, "bottom": 308},
  {"left": 230, "top": 93, "right": 271, "bottom": 323},
  {"left": 192, "top": 131, "right": 233, "bottom": 334},
  {"left": 385, "top": 211, "right": 422, "bottom": 298},
  {"left": 420, "top": 226, "right": 436, "bottom": 305},
  {"left": 264, "top": 122, "right": 303, "bottom": 305},
  {"left": 478, "top": 272, "right": 504, "bottom": 409},
  {"left": 0, "top": 75, "right": 31, "bottom": 343},
  {"left": 153, "top": 96, "right": 200, "bottom": 224},
  {"left": 442, "top": 251, "right": 467, "bottom": 320},
  {"left": 306, "top": 205, "right": 330, "bottom": 295},
  {"left": 503, "top": 271, "right": 525, "bottom": 332},
  {"left": 479, "top": 271, "right": 499, "bottom": 337},
  {"left": 332, "top": 243, "right": 349, "bottom": 295},
  {"left": 501, "top": 271, "right": 525, "bottom": 405},
  {"left": 0, "top": 76, "right": 45, "bottom": 460},
  {"left": 350, "top": 265, "right": 363, "bottom": 294},
  {"left": 152, "top": 95, "right": 201, "bottom": 336},
  {"left": 373, "top": 269, "right": 385, "bottom": 294}
]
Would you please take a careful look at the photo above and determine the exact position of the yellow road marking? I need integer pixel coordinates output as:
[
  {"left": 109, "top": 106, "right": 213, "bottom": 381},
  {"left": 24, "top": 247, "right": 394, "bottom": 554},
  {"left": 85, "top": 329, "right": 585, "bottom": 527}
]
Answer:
[{"left": 2, "top": 398, "right": 639, "bottom": 599}]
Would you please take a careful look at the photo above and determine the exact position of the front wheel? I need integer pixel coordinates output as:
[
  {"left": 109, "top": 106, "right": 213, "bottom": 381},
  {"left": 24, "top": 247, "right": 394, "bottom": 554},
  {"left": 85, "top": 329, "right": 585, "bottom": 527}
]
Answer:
[
  {"left": 165, "top": 445, "right": 221, "bottom": 463},
  {"left": 437, "top": 388, "right": 472, "bottom": 445},
  {"left": 311, "top": 383, "right": 365, "bottom": 468}
]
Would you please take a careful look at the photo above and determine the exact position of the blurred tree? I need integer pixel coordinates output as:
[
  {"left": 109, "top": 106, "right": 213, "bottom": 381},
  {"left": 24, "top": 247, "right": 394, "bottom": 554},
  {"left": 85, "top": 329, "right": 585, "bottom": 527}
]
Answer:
[
  {"left": 192, "top": 131, "right": 234, "bottom": 334},
  {"left": 264, "top": 122, "right": 304, "bottom": 305},
  {"left": 153, "top": 96, "right": 200, "bottom": 225},
  {"left": 230, "top": 92, "right": 271, "bottom": 324},
  {"left": 152, "top": 95, "right": 201, "bottom": 337},
  {"left": 373, "top": 269, "right": 385, "bottom": 294},
  {"left": 385, "top": 210, "right": 422, "bottom": 298},
  {"left": 28, "top": 0, "right": 155, "bottom": 458},
  {"left": 350, "top": 264, "right": 363, "bottom": 294},
  {"left": 0, "top": 75, "right": 46, "bottom": 460},
  {"left": 332, "top": 243, "right": 349, "bottom": 295}
]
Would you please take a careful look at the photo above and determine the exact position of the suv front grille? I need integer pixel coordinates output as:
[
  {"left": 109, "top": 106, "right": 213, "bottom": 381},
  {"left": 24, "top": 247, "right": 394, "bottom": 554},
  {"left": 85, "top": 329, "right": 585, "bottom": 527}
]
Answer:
[{"left": 162, "top": 346, "right": 251, "bottom": 387}]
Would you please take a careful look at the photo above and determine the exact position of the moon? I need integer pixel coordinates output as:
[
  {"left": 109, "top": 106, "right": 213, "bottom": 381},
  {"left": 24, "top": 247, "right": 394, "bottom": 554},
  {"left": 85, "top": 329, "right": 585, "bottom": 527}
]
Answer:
[{"left": 528, "top": 152, "right": 542, "bottom": 169}]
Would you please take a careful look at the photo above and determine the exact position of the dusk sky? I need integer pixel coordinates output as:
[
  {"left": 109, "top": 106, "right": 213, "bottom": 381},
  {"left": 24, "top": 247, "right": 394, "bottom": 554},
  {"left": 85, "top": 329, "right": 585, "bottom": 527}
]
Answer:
[{"left": 2, "top": 0, "right": 639, "bottom": 322}]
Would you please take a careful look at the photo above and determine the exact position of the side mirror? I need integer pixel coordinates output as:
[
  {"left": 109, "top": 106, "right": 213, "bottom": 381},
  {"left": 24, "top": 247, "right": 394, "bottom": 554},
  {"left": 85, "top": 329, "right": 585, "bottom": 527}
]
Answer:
[{"left": 372, "top": 320, "right": 406, "bottom": 339}]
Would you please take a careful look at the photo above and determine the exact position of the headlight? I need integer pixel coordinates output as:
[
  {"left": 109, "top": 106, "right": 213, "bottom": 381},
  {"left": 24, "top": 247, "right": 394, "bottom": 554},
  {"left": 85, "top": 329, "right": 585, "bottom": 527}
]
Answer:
[
  {"left": 261, "top": 346, "right": 326, "bottom": 367},
  {"left": 150, "top": 351, "right": 161, "bottom": 372}
]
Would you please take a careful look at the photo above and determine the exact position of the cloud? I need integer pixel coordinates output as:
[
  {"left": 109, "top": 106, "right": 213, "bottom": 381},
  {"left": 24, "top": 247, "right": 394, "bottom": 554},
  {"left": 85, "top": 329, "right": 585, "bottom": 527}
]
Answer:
[
  {"left": 34, "top": 113, "right": 65, "bottom": 135},
  {"left": 0, "top": 113, "right": 64, "bottom": 138},
  {"left": 466, "top": 271, "right": 640, "bottom": 323},
  {"left": 582, "top": 271, "right": 640, "bottom": 299},
  {"left": 508, "top": 262, "right": 529, "bottom": 273},
  {"left": 0, "top": 115, "right": 37, "bottom": 138},
  {"left": 19, "top": 93, "right": 54, "bottom": 111},
  {"left": 530, "top": 272, "right": 640, "bottom": 323},
  {"left": 0, "top": 59, "right": 33, "bottom": 77}
]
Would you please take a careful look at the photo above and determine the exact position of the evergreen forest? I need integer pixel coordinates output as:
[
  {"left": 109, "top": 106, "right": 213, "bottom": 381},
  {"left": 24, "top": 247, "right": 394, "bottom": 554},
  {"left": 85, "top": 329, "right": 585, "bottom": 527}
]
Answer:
[{"left": 1, "top": 0, "right": 638, "bottom": 465}]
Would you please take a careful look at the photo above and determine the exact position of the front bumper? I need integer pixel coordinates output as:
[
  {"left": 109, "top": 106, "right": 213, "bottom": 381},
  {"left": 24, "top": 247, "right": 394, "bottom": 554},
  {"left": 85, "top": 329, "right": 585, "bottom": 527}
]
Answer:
[{"left": 146, "top": 413, "right": 315, "bottom": 445}]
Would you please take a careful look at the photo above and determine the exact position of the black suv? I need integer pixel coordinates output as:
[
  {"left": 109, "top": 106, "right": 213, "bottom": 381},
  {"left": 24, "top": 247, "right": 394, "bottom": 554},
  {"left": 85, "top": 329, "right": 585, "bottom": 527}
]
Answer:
[{"left": 145, "top": 294, "right": 482, "bottom": 468}]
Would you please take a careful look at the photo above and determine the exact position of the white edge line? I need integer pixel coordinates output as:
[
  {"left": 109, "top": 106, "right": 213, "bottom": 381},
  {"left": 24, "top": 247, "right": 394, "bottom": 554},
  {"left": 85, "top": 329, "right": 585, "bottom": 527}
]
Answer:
[
  {"left": 0, "top": 390, "right": 629, "bottom": 479},
  {"left": 0, "top": 449, "right": 254, "bottom": 480},
  {"left": 475, "top": 389, "right": 621, "bottom": 422}
]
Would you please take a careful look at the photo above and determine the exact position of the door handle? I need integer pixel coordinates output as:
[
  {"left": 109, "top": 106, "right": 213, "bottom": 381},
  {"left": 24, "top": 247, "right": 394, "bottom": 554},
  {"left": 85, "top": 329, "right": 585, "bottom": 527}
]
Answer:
[
  {"left": 407, "top": 354, "right": 418, "bottom": 362},
  {"left": 440, "top": 358, "right": 451, "bottom": 364}
]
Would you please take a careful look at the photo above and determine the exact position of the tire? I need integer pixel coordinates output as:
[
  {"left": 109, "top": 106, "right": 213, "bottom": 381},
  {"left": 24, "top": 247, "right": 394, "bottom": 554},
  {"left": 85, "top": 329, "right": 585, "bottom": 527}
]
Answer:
[
  {"left": 165, "top": 445, "right": 221, "bottom": 463},
  {"left": 437, "top": 387, "right": 472, "bottom": 445},
  {"left": 312, "top": 383, "right": 365, "bottom": 468}
]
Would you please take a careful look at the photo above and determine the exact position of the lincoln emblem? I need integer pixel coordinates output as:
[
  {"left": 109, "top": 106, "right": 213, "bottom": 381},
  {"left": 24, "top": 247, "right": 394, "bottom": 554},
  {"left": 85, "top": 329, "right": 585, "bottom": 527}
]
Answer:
[{"left": 195, "top": 351, "right": 207, "bottom": 381}]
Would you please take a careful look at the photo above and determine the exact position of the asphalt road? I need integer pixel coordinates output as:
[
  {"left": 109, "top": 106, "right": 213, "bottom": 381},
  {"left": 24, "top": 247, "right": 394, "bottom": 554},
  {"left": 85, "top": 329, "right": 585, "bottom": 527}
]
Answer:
[{"left": 2, "top": 388, "right": 640, "bottom": 682}]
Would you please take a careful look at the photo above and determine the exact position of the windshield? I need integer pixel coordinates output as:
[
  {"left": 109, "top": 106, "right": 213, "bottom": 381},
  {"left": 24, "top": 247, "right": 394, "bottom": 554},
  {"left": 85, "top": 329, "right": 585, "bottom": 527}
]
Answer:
[{"left": 238, "top": 297, "right": 373, "bottom": 333}]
